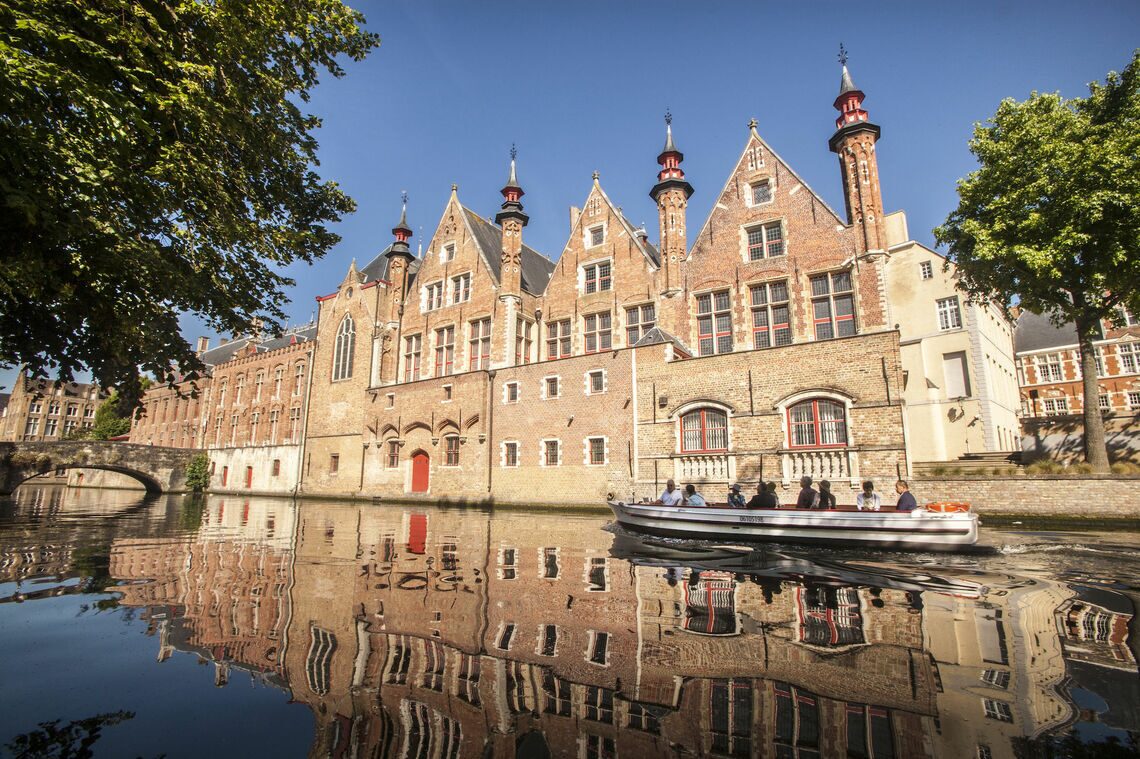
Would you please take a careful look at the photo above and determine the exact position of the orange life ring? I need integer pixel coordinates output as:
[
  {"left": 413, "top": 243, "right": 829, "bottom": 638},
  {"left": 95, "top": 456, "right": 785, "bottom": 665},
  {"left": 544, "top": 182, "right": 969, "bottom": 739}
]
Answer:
[{"left": 926, "top": 501, "right": 970, "bottom": 513}]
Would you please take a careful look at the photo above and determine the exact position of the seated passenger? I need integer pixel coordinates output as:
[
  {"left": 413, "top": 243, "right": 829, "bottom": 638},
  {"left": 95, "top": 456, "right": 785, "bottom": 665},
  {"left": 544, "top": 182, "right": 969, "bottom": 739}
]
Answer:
[
  {"left": 727, "top": 483, "right": 746, "bottom": 509},
  {"left": 684, "top": 484, "right": 707, "bottom": 508},
  {"left": 654, "top": 478, "right": 683, "bottom": 506},
  {"left": 796, "top": 476, "right": 819, "bottom": 509},
  {"left": 746, "top": 482, "right": 778, "bottom": 509},
  {"left": 817, "top": 480, "right": 837, "bottom": 510},
  {"left": 856, "top": 480, "right": 881, "bottom": 511},
  {"left": 895, "top": 480, "right": 918, "bottom": 512}
]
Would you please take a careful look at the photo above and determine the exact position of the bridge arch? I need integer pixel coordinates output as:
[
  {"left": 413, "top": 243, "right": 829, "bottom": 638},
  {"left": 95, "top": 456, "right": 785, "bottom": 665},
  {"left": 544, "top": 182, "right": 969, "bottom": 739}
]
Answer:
[{"left": 0, "top": 441, "right": 196, "bottom": 495}]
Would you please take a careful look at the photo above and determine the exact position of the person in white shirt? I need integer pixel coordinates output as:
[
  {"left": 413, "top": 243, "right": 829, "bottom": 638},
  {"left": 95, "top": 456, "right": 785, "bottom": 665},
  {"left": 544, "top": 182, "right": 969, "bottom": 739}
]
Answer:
[
  {"left": 655, "top": 479, "right": 683, "bottom": 506},
  {"left": 683, "top": 484, "right": 707, "bottom": 507},
  {"left": 856, "top": 480, "right": 881, "bottom": 511}
]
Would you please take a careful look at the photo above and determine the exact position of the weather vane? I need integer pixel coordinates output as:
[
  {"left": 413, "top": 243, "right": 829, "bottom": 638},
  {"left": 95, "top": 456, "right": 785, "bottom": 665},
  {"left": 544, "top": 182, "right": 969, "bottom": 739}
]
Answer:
[
  {"left": 401, "top": 190, "right": 408, "bottom": 205},
  {"left": 510, "top": 143, "right": 517, "bottom": 161},
  {"left": 838, "top": 43, "right": 848, "bottom": 67},
  {"left": 664, "top": 108, "right": 672, "bottom": 127}
]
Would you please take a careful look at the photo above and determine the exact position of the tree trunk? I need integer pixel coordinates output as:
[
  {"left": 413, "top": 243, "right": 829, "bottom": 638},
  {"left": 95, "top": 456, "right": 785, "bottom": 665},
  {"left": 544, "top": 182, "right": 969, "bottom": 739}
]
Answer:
[{"left": 1075, "top": 320, "right": 1110, "bottom": 472}]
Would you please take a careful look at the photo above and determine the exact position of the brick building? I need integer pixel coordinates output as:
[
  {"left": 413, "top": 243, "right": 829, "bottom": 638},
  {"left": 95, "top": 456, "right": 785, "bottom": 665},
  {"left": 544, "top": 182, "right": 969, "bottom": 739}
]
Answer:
[
  {"left": 301, "top": 63, "right": 912, "bottom": 505},
  {"left": 0, "top": 372, "right": 105, "bottom": 442}
]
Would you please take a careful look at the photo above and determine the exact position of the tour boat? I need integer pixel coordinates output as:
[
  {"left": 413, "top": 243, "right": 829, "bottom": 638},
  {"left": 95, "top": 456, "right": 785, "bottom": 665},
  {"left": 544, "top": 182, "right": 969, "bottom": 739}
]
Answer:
[{"left": 606, "top": 500, "right": 979, "bottom": 550}]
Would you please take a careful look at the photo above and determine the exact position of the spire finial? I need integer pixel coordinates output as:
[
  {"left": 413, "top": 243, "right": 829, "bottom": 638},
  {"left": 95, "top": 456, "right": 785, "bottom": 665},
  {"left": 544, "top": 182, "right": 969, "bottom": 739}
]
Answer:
[
  {"left": 748, "top": 117, "right": 758, "bottom": 130},
  {"left": 664, "top": 108, "right": 672, "bottom": 127},
  {"left": 510, "top": 143, "right": 518, "bottom": 162},
  {"left": 592, "top": 170, "right": 599, "bottom": 181},
  {"left": 838, "top": 43, "right": 848, "bottom": 67}
]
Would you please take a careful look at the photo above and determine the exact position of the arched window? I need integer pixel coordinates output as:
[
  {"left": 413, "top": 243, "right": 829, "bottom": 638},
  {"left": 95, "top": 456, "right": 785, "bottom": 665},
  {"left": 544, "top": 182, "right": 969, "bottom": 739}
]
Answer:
[
  {"left": 680, "top": 408, "right": 728, "bottom": 453},
  {"left": 788, "top": 399, "right": 847, "bottom": 448},
  {"left": 333, "top": 316, "right": 355, "bottom": 381}
]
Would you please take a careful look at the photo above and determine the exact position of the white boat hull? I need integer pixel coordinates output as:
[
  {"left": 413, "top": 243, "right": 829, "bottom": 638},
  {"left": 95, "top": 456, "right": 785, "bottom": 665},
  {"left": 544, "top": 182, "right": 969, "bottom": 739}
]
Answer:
[{"left": 607, "top": 502, "right": 979, "bottom": 550}]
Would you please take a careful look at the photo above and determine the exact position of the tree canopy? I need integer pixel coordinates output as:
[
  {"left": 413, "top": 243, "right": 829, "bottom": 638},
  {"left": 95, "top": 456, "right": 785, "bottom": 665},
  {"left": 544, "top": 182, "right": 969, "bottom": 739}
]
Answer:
[
  {"left": 0, "top": 0, "right": 379, "bottom": 405},
  {"left": 935, "top": 50, "right": 1140, "bottom": 469}
]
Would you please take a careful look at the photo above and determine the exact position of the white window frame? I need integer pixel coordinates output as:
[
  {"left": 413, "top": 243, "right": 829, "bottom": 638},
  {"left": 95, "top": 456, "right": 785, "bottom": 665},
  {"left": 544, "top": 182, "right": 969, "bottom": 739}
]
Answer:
[
  {"left": 585, "top": 630, "right": 610, "bottom": 667},
  {"left": 579, "top": 257, "right": 613, "bottom": 295},
  {"left": 743, "top": 220, "right": 786, "bottom": 261},
  {"left": 584, "top": 436, "right": 609, "bottom": 467},
  {"left": 541, "top": 375, "right": 561, "bottom": 400},
  {"left": 585, "top": 223, "right": 606, "bottom": 249},
  {"left": 502, "top": 380, "right": 520, "bottom": 404},
  {"left": 584, "top": 369, "right": 607, "bottom": 395},
  {"left": 920, "top": 261, "right": 933, "bottom": 280},
  {"left": 1128, "top": 391, "right": 1140, "bottom": 410},
  {"left": 748, "top": 178, "right": 774, "bottom": 207},
  {"left": 937, "top": 296, "right": 963, "bottom": 331},
  {"left": 423, "top": 281, "right": 444, "bottom": 312},
  {"left": 450, "top": 272, "right": 471, "bottom": 305},
  {"left": 441, "top": 242, "right": 456, "bottom": 263},
  {"left": 500, "top": 440, "right": 520, "bottom": 468},
  {"left": 332, "top": 315, "right": 355, "bottom": 381}
]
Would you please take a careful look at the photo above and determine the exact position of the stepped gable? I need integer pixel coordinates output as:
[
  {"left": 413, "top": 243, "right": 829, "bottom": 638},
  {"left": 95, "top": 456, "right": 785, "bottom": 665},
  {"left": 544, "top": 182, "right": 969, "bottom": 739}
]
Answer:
[
  {"left": 1014, "top": 310, "right": 1078, "bottom": 353},
  {"left": 461, "top": 207, "right": 554, "bottom": 295}
]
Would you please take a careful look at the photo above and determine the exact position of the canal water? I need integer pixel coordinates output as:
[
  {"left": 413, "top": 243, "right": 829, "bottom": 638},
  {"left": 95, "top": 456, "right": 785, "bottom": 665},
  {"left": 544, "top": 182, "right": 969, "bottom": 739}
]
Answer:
[{"left": 0, "top": 485, "right": 1137, "bottom": 758}]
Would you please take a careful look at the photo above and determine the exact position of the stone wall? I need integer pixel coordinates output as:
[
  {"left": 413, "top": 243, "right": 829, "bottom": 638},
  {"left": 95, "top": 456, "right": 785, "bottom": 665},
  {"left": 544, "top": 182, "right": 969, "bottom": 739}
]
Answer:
[
  {"left": 911, "top": 475, "right": 1140, "bottom": 518},
  {"left": 1020, "top": 414, "right": 1140, "bottom": 465}
]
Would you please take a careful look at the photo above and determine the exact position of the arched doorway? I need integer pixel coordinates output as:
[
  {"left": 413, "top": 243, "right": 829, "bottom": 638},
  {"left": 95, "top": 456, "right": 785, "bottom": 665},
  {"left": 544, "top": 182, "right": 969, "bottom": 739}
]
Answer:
[{"left": 410, "top": 451, "right": 430, "bottom": 493}]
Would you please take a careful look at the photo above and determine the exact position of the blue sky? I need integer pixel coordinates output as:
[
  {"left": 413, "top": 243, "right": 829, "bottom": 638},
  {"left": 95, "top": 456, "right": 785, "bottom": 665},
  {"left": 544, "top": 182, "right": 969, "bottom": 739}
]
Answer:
[{"left": 4, "top": 0, "right": 1139, "bottom": 392}]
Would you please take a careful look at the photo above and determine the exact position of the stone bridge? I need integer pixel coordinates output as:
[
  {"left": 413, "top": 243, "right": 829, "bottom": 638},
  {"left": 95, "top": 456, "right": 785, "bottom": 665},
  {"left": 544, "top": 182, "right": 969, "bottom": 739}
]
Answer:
[{"left": 0, "top": 441, "right": 199, "bottom": 495}]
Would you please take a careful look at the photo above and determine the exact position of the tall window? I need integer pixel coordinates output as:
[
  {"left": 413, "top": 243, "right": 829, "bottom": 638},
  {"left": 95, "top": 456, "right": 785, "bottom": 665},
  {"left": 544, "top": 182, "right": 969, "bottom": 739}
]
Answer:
[
  {"left": 937, "top": 296, "right": 963, "bottom": 330},
  {"left": 543, "top": 439, "right": 560, "bottom": 466},
  {"left": 268, "top": 409, "right": 280, "bottom": 442},
  {"left": 584, "top": 261, "right": 611, "bottom": 293},
  {"left": 469, "top": 318, "right": 491, "bottom": 370},
  {"left": 404, "top": 334, "right": 422, "bottom": 382},
  {"left": 504, "top": 441, "right": 519, "bottom": 467},
  {"left": 288, "top": 408, "right": 301, "bottom": 441},
  {"left": 273, "top": 367, "right": 283, "bottom": 398},
  {"left": 434, "top": 326, "right": 455, "bottom": 376},
  {"left": 584, "top": 312, "right": 612, "bottom": 353},
  {"left": 333, "top": 316, "right": 355, "bottom": 380},
  {"left": 1117, "top": 344, "right": 1138, "bottom": 374},
  {"left": 547, "top": 319, "right": 571, "bottom": 359},
  {"left": 451, "top": 273, "right": 471, "bottom": 304},
  {"left": 774, "top": 682, "right": 818, "bottom": 756},
  {"left": 217, "top": 380, "right": 227, "bottom": 407},
  {"left": 254, "top": 371, "right": 264, "bottom": 401},
  {"left": 386, "top": 440, "right": 400, "bottom": 468},
  {"left": 585, "top": 684, "right": 613, "bottom": 720},
  {"left": 425, "top": 282, "right": 443, "bottom": 311},
  {"left": 444, "top": 435, "right": 460, "bottom": 466},
  {"left": 1034, "top": 353, "right": 1063, "bottom": 382},
  {"left": 588, "top": 437, "right": 606, "bottom": 465},
  {"left": 697, "top": 290, "right": 733, "bottom": 356},
  {"left": 750, "top": 281, "right": 791, "bottom": 348},
  {"left": 515, "top": 318, "right": 533, "bottom": 364},
  {"left": 293, "top": 363, "right": 305, "bottom": 396},
  {"left": 250, "top": 412, "right": 260, "bottom": 444},
  {"left": 920, "top": 260, "right": 934, "bottom": 279},
  {"left": 810, "top": 271, "right": 856, "bottom": 340},
  {"left": 712, "top": 680, "right": 753, "bottom": 757},
  {"left": 680, "top": 408, "right": 728, "bottom": 452},
  {"left": 788, "top": 399, "right": 847, "bottom": 447},
  {"left": 306, "top": 626, "right": 337, "bottom": 696},
  {"left": 747, "top": 221, "right": 784, "bottom": 260},
  {"left": 626, "top": 304, "right": 656, "bottom": 345},
  {"left": 234, "top": 374, "right": 245, "bottom": 404}
]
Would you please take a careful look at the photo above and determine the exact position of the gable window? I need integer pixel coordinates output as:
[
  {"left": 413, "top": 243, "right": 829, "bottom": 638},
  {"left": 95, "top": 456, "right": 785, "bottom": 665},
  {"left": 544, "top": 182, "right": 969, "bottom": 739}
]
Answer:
[
  {"left": 584, "top": 312, "right": 612, "bottom": 353},
  {"left": 697, "top": 290, "right": 733, "bottom": 356},
  {"left": 920, "top": 261, "right": 934, "bottom": 280},
  {"left": 937, "top": 296, "right": 963, "bottom": 330},
  {"left": 747, "top": 221, "right": 785, "bottom": 260},
  {"left": 425, "top": 281, "right": 443, "bottom": 311},
  {"left": 515, "top": 318, "right": 533, "bottom": 364},
  {"left": 386, "top": 440, "right": 400, "bottom": 468},
  {"left": 626, "top": 304, "right": 656, "bottom": 345},
  {"left": 434, "top": 326, "right": 455, "bottom": 376},
  {"left": 443, "top": 243, "right": 456, "bottom": 262},
  {"left": 403, "top": 334, "right": 422, "bottom": 382},
  {"left": 584, "top": 261, "right": 611, "bottom": 294},
  {"left": 810, "top": 271, "right": 856, "bottom": 340},
  {"left": 444, "top": 435, "right": 460, "bottom": 466},
  {"left": 680, "top": 408, "right": 728, "bottom": 452},
  {"left": 451, "top": 273, "right": 471, "bottom": 304},
  {"left": 751, "top": 280, "right": 792, "bottom": 348},
  {"left": 750, "top": 180, "right": 773, "bottom": 206},
  {"left": 547, "top": 319, "right": 571, "bottom": 359},
  {"left": 588, "top": 225, "right": 604, "bottom": 248},
  {"left": 469, "top": 318, "right": 491, "bottom": 370},
  {"left": 333, "top": 316, "right": 355, "bottom": 381},
  {"left": 788, "top": 399, "right": 848, "bottom": 448}
]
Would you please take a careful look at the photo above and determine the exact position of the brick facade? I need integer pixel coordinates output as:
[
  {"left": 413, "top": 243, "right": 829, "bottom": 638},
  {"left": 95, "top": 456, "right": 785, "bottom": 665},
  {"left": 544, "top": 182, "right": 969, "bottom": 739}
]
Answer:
[{"left": 0, "top": 373, "right": 105, "bottom": 442}]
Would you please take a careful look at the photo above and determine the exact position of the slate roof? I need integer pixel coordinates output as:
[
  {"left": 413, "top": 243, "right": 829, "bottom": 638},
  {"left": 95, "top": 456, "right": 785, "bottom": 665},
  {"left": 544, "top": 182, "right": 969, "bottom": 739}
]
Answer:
[
  {"left": 462, "top": 208, "right": 555, "bottom": 295},
  {"left": 839, "top": 64, "right": 858, "bottom": 95},
  {"left": 632, "top": 326, "right": 693, "bottom": 357},
  {"left": 359, "top": 244, "right": 393, "bottom": 283},
  {"left": 198, "top": 324, "right": 317, "bottom": 368},
  {"left": 1014, "top": 310, "right": 1078, "bottom": 354}
]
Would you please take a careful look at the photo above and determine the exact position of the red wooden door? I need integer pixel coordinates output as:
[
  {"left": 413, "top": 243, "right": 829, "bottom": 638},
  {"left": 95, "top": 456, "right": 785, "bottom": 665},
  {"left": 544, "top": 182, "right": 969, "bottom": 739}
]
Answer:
[{"left": 411, "top": 451, "right": 430, "bottom": 493}]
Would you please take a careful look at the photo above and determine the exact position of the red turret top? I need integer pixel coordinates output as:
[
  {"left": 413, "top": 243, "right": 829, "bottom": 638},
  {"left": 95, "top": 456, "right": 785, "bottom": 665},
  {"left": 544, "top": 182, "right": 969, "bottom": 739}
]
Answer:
[
  {"left": 657, "top": 110, "right": 686, "bottom": 181},
  {"left": 833, "top": 60, "right": 869, "bottom": 130}
]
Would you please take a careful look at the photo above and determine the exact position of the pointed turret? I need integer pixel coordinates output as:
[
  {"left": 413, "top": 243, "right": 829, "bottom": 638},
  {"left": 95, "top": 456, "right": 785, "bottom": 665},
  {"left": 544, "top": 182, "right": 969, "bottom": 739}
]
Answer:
[
  {"left": 387, "top": 193, "right": 414, "bottom": 259},
  {"left": 650, "top": 111, "right": 693, "bottom": 296},
  {"left": 496, "top": 146, "right": 526, "bottom": 332},
  {"left": 495, "top": 144, "right": 528, "bottom": 228},
  {"left": 385, "top": 193, "right": 415, "bottom": 326},
  {"left": 828, "top": 46, "right": 886, "bottom": 254}
]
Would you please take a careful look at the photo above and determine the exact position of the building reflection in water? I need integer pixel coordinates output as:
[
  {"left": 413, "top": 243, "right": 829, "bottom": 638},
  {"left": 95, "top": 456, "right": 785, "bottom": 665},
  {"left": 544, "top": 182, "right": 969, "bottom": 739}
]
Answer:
[{"left": 7, "top": 489, "right": 1135, "bottom": 758}]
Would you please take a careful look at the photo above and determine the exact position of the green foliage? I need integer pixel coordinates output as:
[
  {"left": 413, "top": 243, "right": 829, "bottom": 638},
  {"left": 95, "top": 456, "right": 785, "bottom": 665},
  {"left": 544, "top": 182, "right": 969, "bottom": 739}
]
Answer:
[
  {"left": 0, "top": 0, "right": 379, "bottom": 406},
  {"left": 184, "top": 452, "right": 210, "bottom": 492},
  {"left": 935, "top": 51, "right": 1140, "bottom": 470},
  {"left": 87, "top": 392, "right": 131, "bottom": 440}
]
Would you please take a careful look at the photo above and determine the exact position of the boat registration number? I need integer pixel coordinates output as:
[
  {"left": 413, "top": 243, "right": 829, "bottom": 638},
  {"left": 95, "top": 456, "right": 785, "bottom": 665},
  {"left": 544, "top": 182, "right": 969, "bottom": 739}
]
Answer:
[{"left": 739, "top": 515, "right": 764, "bottom": 523}]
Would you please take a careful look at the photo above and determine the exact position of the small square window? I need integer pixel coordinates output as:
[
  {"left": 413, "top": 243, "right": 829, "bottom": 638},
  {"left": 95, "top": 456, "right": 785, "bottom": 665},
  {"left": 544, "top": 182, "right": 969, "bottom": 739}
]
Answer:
[
  {"left": 505, "top": 382, "right": 519, "bottom": 403},
  {"left": 545, "top": 376, "right": 560, "bottom": 398},
  {"left": 751, "top": 180, "right": 772, "bottom": 205},
  {"left": 504, "top": 442, "right": 519, "bottom": 467},
  {"left": 588, "top": 437, "right": 605, "bottom": 465},
  {"left": 443, "top": 385, "right": 452, "bottom": 401},
  {"left": 920, "top": 261, "right": 934, "bottom": 280},
  {"left": 589, "top": 226, "right": 604, "bottom": 247},
  {"left": 444, "top": 243, "right": 456, "bottom": 262},
  {"left": 588, "top": 370, "right": 604, "bottom": 394}
]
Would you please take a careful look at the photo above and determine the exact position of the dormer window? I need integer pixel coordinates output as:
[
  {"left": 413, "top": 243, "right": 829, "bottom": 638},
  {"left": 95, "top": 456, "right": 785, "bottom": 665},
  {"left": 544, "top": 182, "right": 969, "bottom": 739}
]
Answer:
[
  {"left": 750, "top": 180, "right": 773, "bottom": 206},
  {"left": 588, "top": 225, "right": 604, "bottom": 248}
]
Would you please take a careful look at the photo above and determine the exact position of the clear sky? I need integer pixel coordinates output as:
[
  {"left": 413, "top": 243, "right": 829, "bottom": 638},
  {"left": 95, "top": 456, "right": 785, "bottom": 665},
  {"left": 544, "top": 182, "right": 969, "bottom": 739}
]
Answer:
[{"left": 4, "top": 0, "right": 1138, "bottom": 392}]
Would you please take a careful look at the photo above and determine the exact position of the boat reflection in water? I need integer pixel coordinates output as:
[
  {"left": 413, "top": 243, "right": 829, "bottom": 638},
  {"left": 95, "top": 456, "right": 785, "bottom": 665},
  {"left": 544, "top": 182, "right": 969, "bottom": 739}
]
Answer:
[{"left": 2, "top": 487, "right": 1138, "bottom": 758}]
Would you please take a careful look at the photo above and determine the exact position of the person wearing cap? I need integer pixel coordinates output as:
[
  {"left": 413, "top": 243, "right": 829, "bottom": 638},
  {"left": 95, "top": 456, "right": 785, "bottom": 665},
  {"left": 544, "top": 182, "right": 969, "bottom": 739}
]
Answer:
[{"left": 727, "top": 483, "right": 746, "bottom": 508}]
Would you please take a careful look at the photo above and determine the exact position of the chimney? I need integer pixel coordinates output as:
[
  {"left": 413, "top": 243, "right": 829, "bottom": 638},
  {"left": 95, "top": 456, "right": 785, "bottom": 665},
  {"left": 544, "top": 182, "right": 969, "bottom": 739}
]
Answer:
[
  {"left": 196, "top": 337, "right": 210, "bottom": 354},
  {"left": 569, "top": 206, "right": 582, "bottom": 234}
]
